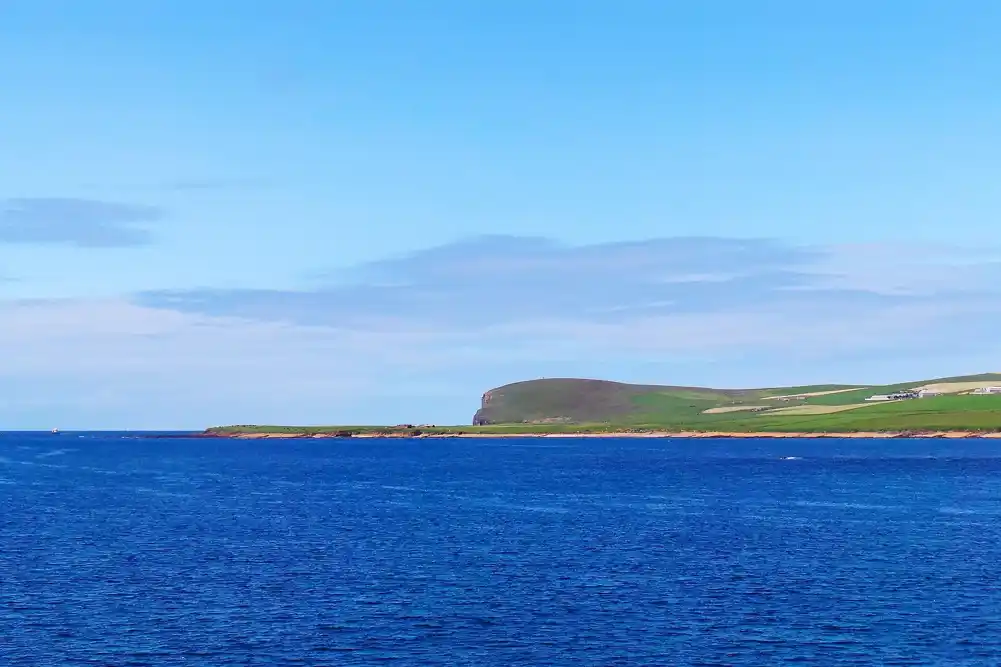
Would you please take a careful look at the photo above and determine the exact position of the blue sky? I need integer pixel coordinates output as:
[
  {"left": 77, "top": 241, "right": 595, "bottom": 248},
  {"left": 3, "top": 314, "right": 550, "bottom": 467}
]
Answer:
[{"left": 3, "top": 0, "right": 1001, "bottom": 428}]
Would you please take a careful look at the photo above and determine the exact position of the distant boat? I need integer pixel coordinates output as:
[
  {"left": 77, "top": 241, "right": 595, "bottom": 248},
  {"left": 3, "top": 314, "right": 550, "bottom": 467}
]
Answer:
[{"left": 51, "top": 428, "right": 59, "bottom": 434}]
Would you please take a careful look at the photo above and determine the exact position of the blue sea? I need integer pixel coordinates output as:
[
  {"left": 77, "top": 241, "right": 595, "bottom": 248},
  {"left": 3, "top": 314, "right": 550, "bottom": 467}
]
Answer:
[{"left": 4, "top": 433, "right": 1001, "bottom": 665}]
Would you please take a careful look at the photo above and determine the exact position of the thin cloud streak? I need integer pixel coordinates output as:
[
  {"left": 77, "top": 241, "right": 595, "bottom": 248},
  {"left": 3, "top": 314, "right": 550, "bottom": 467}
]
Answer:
[{"left": 0, "top": 197, "right": 164, "bottom": 247}]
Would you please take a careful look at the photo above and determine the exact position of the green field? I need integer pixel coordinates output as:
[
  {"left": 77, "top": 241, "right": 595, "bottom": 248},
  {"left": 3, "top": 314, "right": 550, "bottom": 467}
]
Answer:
[
  {"left": 208, "top": 373, "right": 1001, "bottom": 436},
  {"left": 624, "top": 393, "right": 1001, "bottom": 432}
]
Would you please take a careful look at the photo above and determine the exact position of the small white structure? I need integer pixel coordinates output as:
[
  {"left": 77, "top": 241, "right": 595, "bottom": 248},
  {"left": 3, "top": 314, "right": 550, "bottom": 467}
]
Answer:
[
  {"left": 972, "top": 386, "right": 1001, "bottom": 395},
  {"left": 917, "top": 389, "right": 942, "bottom": 398},
  {"left": 866, "top": 391, "right": 918, "bottom": 401}
]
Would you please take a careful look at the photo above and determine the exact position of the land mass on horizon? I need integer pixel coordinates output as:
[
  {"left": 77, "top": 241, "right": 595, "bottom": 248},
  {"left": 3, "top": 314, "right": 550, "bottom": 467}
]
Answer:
[{"left": 205, "top": 372, "right": 1001, "bottom": 438}]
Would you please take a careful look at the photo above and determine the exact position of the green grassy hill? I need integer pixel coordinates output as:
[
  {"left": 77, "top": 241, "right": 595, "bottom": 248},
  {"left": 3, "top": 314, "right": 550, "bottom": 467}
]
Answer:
[
  {"left": 472, "top": 378, "right": 856, "bottom": 424},
  {"left": 472, "top": 374, "right": 1001, "bottom": 432}
]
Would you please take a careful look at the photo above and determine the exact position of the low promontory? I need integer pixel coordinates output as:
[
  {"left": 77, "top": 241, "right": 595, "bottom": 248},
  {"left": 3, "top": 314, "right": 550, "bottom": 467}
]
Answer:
[{"left": 206, "top": 372, "right": 1001, "bottom": 438}]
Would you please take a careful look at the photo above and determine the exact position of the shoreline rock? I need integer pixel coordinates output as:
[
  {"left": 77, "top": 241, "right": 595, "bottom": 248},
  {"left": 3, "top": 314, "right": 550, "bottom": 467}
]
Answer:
[{"left": 201, "top": 430, "right": 1001, "bottom": 440}]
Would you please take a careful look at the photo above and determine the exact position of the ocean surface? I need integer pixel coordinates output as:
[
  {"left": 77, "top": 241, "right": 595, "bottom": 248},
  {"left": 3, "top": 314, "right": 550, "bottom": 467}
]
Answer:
[{"left": 4, "top": 434, "right": 1001, "bottom": 665}]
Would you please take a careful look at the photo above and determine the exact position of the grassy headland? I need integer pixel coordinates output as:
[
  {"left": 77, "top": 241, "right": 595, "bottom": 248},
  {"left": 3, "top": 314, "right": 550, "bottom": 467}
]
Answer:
[{"left": 206, "top": 373, "right": 1001, "bottom": 438}]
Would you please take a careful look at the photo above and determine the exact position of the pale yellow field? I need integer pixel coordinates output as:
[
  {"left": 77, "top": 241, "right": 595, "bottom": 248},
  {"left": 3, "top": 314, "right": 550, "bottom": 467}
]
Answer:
[
  {"left": 702, "top": 405, "right": 771, "bottom": 414},
  {"left": 765, "top": 403, "right": 872, "bottom": 416},
  {"left": 764, "top": 387, "right": 867, "bottom": 400},
  {"left": 913, "top": 381, "right": 1001, "bottom": 394}
]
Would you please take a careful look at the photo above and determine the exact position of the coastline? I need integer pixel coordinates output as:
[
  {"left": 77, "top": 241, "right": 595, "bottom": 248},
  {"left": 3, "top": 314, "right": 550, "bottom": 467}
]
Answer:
[{"left": 208, "top": 430, "right": 1001, "bottom": 440}]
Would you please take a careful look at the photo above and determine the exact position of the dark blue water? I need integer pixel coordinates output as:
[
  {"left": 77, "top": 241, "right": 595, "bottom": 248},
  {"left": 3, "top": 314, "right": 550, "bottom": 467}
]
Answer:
[{"left": 4, "top": 434, "right": 1001, "bottom": 665}]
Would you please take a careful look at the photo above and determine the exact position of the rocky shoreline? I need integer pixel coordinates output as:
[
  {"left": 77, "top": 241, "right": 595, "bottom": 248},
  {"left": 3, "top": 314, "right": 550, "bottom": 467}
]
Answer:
[{"left": 205, "top": 430, "right": 1001, "bottom": 440}]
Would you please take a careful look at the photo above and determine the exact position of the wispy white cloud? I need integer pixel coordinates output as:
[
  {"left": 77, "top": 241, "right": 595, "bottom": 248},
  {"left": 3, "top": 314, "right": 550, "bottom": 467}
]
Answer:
[
  {"left": 132, "top": 234, "right": 1001, "bottom": 375},
  {"left": 778, "top": 242, "right": 1001, "bottom": 293},
  {"left": 0, "top": 198, "right": 163, "bottom": 247},
  {"left": 137, "top": 234, "right": 1001, "bottom": 329},
  {"left": 138, "top": 236, "right": 832, "bottom": 327},
  {"left": 133, "top": 237, "right": 999, "bottom": 337}
]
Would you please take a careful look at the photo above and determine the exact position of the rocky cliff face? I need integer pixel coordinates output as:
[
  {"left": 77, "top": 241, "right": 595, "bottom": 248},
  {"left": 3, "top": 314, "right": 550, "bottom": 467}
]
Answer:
[{"left": 472, "top": 389, "right": 496, "bottom": 425}]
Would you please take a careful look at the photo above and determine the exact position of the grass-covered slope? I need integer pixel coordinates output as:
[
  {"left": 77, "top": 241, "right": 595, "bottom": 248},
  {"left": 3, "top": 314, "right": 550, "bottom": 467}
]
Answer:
[
  {"left": 472, "top": 379, "right": 769, "bottom": 425},
  {"left": 472, "top": 374, "right": 1001, "bottom": 432}
]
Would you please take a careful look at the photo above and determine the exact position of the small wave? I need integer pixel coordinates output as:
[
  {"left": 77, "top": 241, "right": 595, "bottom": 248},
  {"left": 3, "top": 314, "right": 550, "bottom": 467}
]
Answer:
[
  {"left": 133, "top": 487, "right": 193, "bottom": 499},
  {"left": 492, "top": 503, "right": 569, "bottom": 513},
  {"left": 35, "top": 448, "right": 77, "bottom": 459},
  {"left": 938, "top": 507, "right": 1001, "bottom": 516},
  {"left": 1, "top": 458, "right": 68, "bottom": 469},
  {"left": 793, "top": 501, "right": 903, "bottom": 511},
  {"left": 79, "top": 466, "right": 125, "bottom": 475}
]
